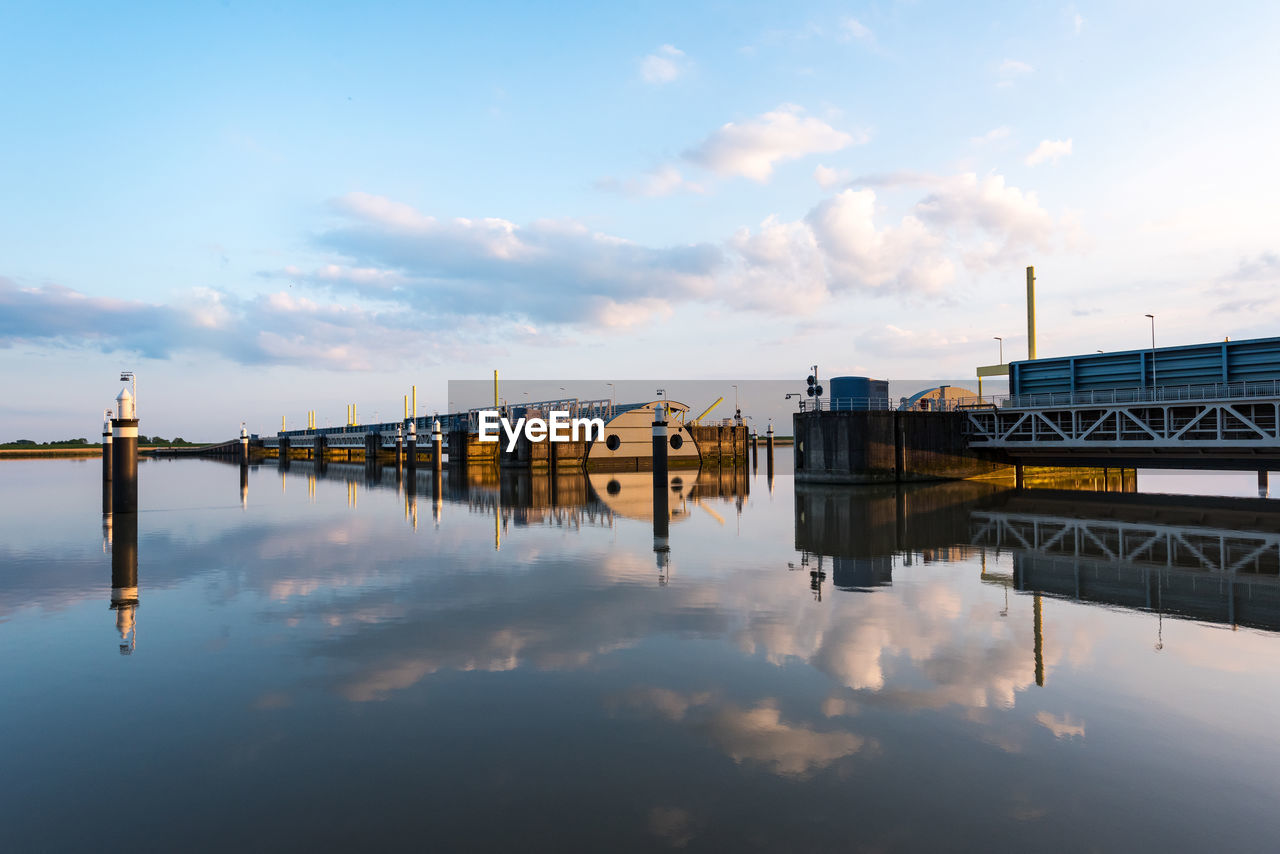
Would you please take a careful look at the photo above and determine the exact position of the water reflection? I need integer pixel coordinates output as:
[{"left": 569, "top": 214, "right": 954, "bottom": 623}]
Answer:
[
  {"left": 5, "top": 456, "right": 1280, "bottom": 850},
  {"left": 109, "top": 511, "right": 138, "bottom": 654},
  {"left": 971, "top": 489, "right": 1280, "bottom": 632}
]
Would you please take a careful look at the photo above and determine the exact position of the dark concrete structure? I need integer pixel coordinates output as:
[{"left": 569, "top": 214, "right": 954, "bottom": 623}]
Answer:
[{"left": 794, "top": 410, "right": 1012, "bottom": 484}]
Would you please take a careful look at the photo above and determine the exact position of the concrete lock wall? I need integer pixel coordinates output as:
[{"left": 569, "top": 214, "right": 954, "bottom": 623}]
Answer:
[{"left": 793, "top": 410, "right": 1012, "bottom": 484}]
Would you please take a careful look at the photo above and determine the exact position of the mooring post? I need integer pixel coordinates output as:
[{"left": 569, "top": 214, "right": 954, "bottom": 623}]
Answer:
[
  {"left": 407, "top": 420, "right": 417, "bottom": 469},
  {"left": 102, "top": 413, "right": 113, "bottom": 482},
  {"left": 432, "top": 419, "right": 443, "bottom": 474},
  {"left": 751, "top": 430, "right": 758, "bottom": 470},
  {"left": 1015, "top": 463, "right": 1025, "bottom": 489},
  {"left": 240, "top": 424, "right": 249, "bottom": 467},
  {"left": 653, "top": 402, "right": 670, "bottom": 574},
  {"left": 766, "top": 421, "right": 775, "bottom": 479},
  {"left": 1259, "top": 470, "right": 1269, "bottom": 498},
  {"left": 111, "top": 387, "right": 139, "bottom": 514},
  {"left": 396, "top": 423, "right": 404, "bottom": 469}
]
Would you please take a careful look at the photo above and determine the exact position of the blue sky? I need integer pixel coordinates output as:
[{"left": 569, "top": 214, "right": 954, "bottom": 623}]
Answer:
[{"left": 3, "top": 1, "right": 1280, "bottom": 438}]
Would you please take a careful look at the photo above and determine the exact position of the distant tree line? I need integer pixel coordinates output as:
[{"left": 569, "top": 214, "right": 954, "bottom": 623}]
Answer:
[{"left": 3, "top": 437, "right": 202, "bottom": 448}]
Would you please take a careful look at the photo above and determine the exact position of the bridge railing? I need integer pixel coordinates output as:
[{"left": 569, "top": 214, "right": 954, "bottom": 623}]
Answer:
[
  {"left": 810, "top": 397, "right": 990, "bottom": 413},
  {"left": 996, "top": 379, "right": 1280, "bottom": 409}
]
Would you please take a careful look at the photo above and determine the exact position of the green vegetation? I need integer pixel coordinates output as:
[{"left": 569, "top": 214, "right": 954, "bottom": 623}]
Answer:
[
  {"left": 1, "top": 438, "right": 93, "bottom": 449},
  {"left": 1, "top": 436, "right": 203, "bottom": 450}
]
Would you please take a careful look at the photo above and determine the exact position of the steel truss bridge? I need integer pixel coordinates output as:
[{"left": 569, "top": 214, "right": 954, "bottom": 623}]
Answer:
[{"left": 966, "top": 381, "right": 1280, "bottom": 469}]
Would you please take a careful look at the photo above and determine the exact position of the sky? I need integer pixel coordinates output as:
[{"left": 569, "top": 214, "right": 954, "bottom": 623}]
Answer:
[{"left": 3, "top": 0, "right": 1280, "bottom": 440}]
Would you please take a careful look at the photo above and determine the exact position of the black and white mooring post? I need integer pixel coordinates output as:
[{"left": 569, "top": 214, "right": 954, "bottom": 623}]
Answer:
[
  {"left": 396, "top": 423, "right": 404, "bottom": 468},
  {"left": 1260, "top": 470, "right": 1269, "bottom": 498},
  {"left": 407, "top": 420, "right": 417, "bottom": 469},
  {"left": 240, "top": 422, "right": 249, "bottom": 466},
  {"left": 653, "top": 401, "right": 670, "bottom": 574},
  {"left": 765, "top": 420, "right": 775, "bottom": 477},
  {"left": 432, "top": 418, "right": 443, "bottom": 474},
  {"left": 751, "top": 429, "right": 758, "bottom": 470},
  {"left": 102, "top": 410, "right": 113, "bottom": 482},
  {"left": 111, "top": 386, "right": 139, "bottom": 514}
]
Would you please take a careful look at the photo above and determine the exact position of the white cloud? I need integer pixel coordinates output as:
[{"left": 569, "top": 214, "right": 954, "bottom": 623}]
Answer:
[
  {"left": 914, "top": 172, "right": 1056, "bottom": 257},
  {"left": 0, "top": 173, "right": 1066, "bottom": 365},
  {"left": 997, "top": 58, "right": 1034, "bottom": 88},
  {"left": 595, "top": 164, "right": 705, "bottom": 197},
  {"left": 971, "top": 126, "right": 1011, "bottom": 146},
  {"left": 685, "top": 104, "right": 859, "bottom": 182},
  {"left": 839, "top": 17, "right": 874, "bottom": 43},
  {"left": 1025, "top": 138, "right": 1073, "bottom": 166},
  {"left": 640, "top": 44, "right": 688, "bottom": 84},
  {"left": 1036, "top": 711, "right": 1085, "bottom": 739},
  {"left": 1067, "top": 5, "right": 1085, "bottom": 35},
  {"left": 813, "top": 164, "right": 850, "bottom": 189}
]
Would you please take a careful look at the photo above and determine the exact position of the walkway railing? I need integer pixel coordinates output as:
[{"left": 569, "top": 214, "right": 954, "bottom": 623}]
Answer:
[{"left": 997, "top": 380, "right": 1280, "bottom": 409}]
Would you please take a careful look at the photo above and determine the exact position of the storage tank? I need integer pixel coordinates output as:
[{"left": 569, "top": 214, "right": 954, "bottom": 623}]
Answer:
[{"left": 829, "top": 377, "right": 890, "bottom": 410}]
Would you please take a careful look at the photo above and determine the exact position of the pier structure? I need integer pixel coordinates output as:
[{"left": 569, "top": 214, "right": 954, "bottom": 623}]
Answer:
[
  {"left": 796, "top": 333, "right": 1280, "bottom": 484},
  {"left": 257, "top": 396, "right": 750, "bottom": 473}
]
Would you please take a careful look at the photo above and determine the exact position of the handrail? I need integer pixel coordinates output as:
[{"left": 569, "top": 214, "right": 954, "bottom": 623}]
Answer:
[{"left": 999, "top": 379, "right": 1280, "bottom": 410}]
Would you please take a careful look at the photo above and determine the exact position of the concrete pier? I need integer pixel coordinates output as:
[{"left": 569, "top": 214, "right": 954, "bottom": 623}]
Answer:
[{"left": 794, "top": 410, "right": 1011, "bottom": 484}]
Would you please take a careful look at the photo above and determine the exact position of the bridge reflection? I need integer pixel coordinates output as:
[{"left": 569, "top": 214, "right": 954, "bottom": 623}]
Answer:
[
  {"left": 795, "top": 479, "right": 1280, "bottom": 632},
  {"left": 972, "top": 490, "right": 1280, "bottom": 632}
]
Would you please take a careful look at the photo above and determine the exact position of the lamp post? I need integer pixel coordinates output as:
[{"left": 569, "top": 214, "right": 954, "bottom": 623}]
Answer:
[
  {"left": 1145, "top": 314, "right": 1157, "bottom": 393},
  {"left": 732, "top": 384, "right": 740, "bottom": 423},
  {"left": 993, "top": 336, "right": 1003, "bottom": 364}
]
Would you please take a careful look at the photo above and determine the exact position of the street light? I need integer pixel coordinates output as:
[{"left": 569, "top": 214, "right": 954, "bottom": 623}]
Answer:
[
  {"left": 1145, "top": 314, "right": 1157, "bottom": 391},
  {"left": 732, "top": 384, "right": 740, "bottom": 423},
  {"left": 993, "top": 337, "right": 1003, "bottom": 364}
]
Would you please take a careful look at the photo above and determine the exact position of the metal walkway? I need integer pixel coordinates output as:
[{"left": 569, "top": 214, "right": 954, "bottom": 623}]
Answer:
[{"left": 966, "top": 381, "right": 1280, "bottom": 467}]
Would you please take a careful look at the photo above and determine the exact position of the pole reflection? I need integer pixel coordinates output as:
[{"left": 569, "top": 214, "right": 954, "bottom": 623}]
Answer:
[{"left": 109, "top": 511, "right": 139, "bottom": 655}]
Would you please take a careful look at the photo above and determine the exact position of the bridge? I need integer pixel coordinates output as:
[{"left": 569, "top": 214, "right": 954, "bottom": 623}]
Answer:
[
  {"left": 795, "top": 333, "right": 1280, "bottom": 483},
  {"left": 965, "top": 379, "right": 1280, "bottom": 470}
]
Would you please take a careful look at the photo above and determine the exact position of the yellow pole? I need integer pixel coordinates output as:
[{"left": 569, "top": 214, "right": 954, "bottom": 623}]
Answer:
[
  {"left": 494, "top": 369, "right": 499, "bottom": 409},
  {"left": 282, "top": 415, "right": 286, "bottom": 431},
  {"left": 404, "top": 395, "right": 408, "bottom": 420},
  {"left": 353, "top": 404, "right": 357, "bottom": 426},
  {"left": 412, "top": 385, "right": 416, "bottom": 420},
  {"left": 1026, "top": 265, "right": 1037, "bottom": 360}
]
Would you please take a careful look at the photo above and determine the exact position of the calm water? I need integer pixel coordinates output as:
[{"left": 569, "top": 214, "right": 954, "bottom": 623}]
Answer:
[{"left": 4, "top": 454, "right": 1280, "bottom": 852}]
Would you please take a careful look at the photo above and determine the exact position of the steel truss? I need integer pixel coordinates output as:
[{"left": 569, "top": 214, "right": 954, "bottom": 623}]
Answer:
[
  {"left": 966, "top": 397, "right": 1280, "bottom": 449},
  {"left": 971, "top": 511, "right": 1280, "bottom": 576}
]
